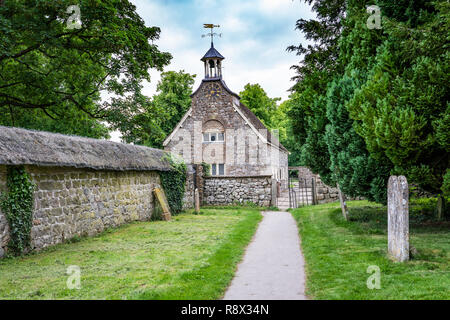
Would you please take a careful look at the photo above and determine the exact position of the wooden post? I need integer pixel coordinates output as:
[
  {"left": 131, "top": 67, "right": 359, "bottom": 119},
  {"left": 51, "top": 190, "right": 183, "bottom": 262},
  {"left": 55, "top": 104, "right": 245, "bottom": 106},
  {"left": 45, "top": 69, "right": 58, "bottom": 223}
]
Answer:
[
  {"left": 388, "top": 176, "right": 409, "bottom": 262},
  {"left": 312, "top": 178, "right": 317, "bottom": 205},
  {"left": 437, "top": 195, "right": 444, "bottom": 221},
  {"left": 194, "top": 188, "right": 200, "bottom": 214},
  {"left": 153, "top": 188, "right": 172, "bottom": 221},
  {"left": 337, "top": 184, "right": 349, "bottom": 221}
]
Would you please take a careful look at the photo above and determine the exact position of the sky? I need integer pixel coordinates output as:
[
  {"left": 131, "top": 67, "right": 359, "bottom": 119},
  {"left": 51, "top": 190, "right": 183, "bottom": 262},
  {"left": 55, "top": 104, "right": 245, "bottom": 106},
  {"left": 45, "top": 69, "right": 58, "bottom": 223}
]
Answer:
[
  {"left": 109, "top": 0, "right": 315, "bottom": 142},
  {"left": 131, "top": 0, "right": 315, "bottom": 101}
]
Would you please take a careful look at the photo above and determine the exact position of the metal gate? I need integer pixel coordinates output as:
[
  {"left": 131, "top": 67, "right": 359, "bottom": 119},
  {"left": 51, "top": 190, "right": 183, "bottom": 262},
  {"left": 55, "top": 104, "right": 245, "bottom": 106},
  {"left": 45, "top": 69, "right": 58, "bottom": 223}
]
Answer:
[{"left": 288, "top": 167, "right": 317, "bottom": 209}]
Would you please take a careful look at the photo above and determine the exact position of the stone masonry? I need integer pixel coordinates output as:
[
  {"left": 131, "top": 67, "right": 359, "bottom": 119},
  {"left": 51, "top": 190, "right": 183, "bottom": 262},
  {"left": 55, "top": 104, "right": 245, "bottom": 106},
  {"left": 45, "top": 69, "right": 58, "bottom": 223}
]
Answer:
[
  {"left": 164, "top": 42, "right": 289, "bottom": 187},
  {"left": 203, "top": 176, "right": 272, "bottom": 207},
  {"left": 0, "top": 165, "right": 161, "bottom": 255},
  {"left": 0, "top": 166, "right": 7, "bottom": 257}
]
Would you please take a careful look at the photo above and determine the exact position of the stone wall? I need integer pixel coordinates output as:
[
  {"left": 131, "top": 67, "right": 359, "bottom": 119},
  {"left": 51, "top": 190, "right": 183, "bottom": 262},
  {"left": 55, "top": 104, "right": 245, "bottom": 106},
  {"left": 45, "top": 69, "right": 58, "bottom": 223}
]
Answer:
[
  {"left": 0, "top": 166, "right": 7, "bottom": 257},
  {"left": 292, "top": 166, "right": 339, "bottom": 204},
  {"left": 316, "top": 176, "right": 340, "bottom": 204},
  {"left": 203, "top": 175, "right": 272, "bottom": 207},
  {"left": 182, "top": 164, "right": 195, "bottom": 210},
  {"left": 0, "top": 165, "right": 162, "bottom": 256},
  {"left": 292, "top": 166, "right": 364, "bottom": 204}
]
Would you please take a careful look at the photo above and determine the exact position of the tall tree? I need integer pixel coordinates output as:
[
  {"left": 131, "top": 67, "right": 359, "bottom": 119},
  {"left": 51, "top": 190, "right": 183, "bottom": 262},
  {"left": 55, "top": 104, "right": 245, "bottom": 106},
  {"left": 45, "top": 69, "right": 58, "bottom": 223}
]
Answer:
[
  {"left": 154, "top": 71, "right": 196, "bottom": 137},
  {"left": 0, "top": 0, "right": 171, "bottom": 137},
  {"left": 0, "top": 105, "right": 110, "bottom": 139},
  {"left": 287, "top": 0, "right": 347, "bottom": 186},
  {"left": 325, "top": 75, "right": 391, "bottom": 203},
  {"left": 289, "top": 0, "right": 449, "bottom": 203},
  {"left": 239, "top": 83, "right": 280, "bottom": 129},
  {"left": 116, "top": 70, "right": 196, "bottom": 148},
  {"left": 347, "top": 0, "right": 449, "bottom": 195},
  {"left": 239, "top": 83, "right": 296, "bottom": 154}
]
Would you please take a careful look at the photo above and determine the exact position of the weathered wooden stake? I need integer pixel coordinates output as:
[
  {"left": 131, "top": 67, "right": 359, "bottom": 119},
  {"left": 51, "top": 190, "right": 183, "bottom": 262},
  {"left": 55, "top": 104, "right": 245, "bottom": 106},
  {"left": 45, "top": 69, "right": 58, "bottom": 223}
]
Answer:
[
  {"left": 312, "top": 178, "right": 317, "bottom": 205},
  {"left": 437, "top": 196, "right": 444, "bottom": 221},
  {"left": 153, "top": 187, "right": 172, "bottom": 221},
  {"left": 388, "top": 176, "right": 409, "bottom": 262},
  {"left": 337, "top": 184, "right": 349, "bottom": 221},
  {"left": 194, "top": 188, "right": 200, "bottom": 214}
]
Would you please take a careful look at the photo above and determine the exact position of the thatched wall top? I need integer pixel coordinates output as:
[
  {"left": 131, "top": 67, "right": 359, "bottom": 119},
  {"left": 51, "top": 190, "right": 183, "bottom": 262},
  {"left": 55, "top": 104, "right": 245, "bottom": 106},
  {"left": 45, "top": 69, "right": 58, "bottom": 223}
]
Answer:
[{"left": 0, "top": 126, "right": 172, "bottom": 172}]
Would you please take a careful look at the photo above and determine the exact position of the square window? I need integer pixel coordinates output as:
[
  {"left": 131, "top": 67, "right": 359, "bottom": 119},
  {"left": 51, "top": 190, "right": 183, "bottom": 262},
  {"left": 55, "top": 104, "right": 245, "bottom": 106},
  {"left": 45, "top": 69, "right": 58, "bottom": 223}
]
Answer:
[
  {"left": 210, "top": 133, "right": 217, "bottom": 142},
  {"left": 203, "top": 133, "right": 209, "bottom": 142},
  {"left": 218, "top": 133, "right": 224, "bottom": 141},
  {"left": 212, "top": 164, "right": 217, "bottom": 176},
  {"left": 219, "top": 164, "right": 224, "bottom": 175}
]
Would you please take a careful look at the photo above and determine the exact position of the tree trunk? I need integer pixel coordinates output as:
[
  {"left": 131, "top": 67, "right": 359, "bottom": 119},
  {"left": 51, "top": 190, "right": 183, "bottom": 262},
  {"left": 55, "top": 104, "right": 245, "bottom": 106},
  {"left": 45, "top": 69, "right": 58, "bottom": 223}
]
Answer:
[
  {"left": 437, "top": 195, "right": 444, "bottom": 221},
  {"left": 337, "top": 184, "right": 349, "bottom": 221}
]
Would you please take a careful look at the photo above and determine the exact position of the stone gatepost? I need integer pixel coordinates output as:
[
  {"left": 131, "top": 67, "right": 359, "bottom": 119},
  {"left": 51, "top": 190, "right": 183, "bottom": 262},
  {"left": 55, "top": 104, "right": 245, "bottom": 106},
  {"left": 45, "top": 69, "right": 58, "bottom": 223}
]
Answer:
[
  {"left": 271, "top": 179, "right": 277, "bottom": 207},
  {"left": 194, "top": 188, "right": 200, "bottom": 214},
  {"left": 388, "top": 176, "right": 409, "bottom": 262}
]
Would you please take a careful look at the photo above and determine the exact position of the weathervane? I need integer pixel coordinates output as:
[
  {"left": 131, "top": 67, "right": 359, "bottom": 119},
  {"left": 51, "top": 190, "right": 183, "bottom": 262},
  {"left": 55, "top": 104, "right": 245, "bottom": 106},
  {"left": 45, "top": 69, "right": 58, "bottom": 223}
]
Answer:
[{"left": 202, "top": 24, "right": 222, "bottom": 46}]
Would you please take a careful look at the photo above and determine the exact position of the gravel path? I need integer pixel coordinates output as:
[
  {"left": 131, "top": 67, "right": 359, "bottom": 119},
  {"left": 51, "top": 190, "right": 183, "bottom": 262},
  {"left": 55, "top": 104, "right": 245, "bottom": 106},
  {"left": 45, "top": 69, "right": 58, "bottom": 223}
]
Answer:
[{"left": 223, "top": 211, "right": 307, "bottom": 300}]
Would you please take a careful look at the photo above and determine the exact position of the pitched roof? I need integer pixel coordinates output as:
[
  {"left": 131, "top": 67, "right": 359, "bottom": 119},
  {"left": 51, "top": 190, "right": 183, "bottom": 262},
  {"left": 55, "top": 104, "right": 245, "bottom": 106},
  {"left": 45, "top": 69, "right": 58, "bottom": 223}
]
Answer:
[
  {"left": 185, "top": 79, "right": 288, "bottom": 153},
  {"left": 201, "top": 44, "right": 225, "bottom": 61},
  {"left": 0, "top": 126, "right": 172, "bottom": 171},
  {"left": 237, "top": 101, "right": 288, "bottom": 153}
]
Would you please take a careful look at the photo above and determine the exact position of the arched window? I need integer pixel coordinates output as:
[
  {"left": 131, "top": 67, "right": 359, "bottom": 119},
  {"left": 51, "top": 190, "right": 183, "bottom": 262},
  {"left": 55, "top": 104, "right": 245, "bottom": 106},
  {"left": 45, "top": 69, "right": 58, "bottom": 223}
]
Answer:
[
  {"left": 208, "top": 60, "right": 216, "bottom": 77},
  {"left": 203, "top": 120, "right": 224, "bottom": 143}
]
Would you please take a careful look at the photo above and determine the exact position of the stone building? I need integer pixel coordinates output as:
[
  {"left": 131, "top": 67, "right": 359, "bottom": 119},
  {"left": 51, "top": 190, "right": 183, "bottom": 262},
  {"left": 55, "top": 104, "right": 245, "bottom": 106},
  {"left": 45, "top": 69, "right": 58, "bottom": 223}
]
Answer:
[{"left": 163, "top": 43, "right": 289, "bottom": 185}]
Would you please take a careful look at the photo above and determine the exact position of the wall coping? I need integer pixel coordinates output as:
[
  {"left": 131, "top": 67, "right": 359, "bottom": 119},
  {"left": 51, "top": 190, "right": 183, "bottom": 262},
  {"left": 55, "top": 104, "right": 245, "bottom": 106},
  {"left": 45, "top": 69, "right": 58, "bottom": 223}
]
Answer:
[
  {"left": 204, "top": 175, "right": 272, "bottom": 179},
  {"left": 0, "top": 126, "right": 172, "bottom": 172}
]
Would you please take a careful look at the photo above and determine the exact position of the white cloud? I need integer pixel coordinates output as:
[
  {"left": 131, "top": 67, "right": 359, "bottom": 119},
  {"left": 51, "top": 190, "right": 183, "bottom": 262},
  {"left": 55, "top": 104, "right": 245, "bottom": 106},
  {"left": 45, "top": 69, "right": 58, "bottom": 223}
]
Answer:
[
  {"left": 226, "top": 61, "right": 297, "bottom": 100},
  {"left": 259, "top": 0, "right": 296, "bottom": 14},
  {"left": 121, "top": 1, "right": 312, "bottom": 101}
]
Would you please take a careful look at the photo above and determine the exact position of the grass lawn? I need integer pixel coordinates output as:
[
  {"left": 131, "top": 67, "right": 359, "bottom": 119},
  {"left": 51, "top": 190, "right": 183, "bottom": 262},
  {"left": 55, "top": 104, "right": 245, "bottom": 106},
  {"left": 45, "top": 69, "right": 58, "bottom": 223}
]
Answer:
[
  {"left": 0, "top": 208, "right": 262, "bottom": 300},
  {"left": 292, "top": 200, "right": 450, "bottom": 300}
]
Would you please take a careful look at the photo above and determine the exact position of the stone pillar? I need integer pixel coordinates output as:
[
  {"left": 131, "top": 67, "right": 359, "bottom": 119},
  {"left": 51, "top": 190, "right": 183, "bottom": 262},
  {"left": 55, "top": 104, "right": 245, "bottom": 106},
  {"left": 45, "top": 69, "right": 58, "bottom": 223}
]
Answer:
[
  {"left": 271, "top": 178, "right": 277, "bottom": 207},
  {"left": 388, "top": 176, "right": 409, "bottom": 262},
  {"left": 194, "top": 188, "right": 200, "bottom": 214}
]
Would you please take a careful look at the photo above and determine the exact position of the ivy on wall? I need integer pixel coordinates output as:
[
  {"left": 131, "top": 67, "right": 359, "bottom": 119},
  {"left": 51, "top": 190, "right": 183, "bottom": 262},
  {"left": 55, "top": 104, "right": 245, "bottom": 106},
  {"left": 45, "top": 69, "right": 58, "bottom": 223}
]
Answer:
[
  {"left": 202, "top": 162, "right": 211, "bottom": 177},
  {"left": 159, "top": 155, "right": 187, "bottom": 215},
  {"left": 0, "top": 166, "right": 35, "bottom": 256}
]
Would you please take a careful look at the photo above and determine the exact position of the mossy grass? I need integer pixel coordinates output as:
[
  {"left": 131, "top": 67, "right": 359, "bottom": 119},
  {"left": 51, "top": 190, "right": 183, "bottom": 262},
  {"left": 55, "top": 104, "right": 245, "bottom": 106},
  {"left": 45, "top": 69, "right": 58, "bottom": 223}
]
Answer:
[
  {"left": 0, "top": 208, "right": 262, "bottom": 300},
  {"left": 291, "top": 200, "right": 450, "bottom": 300}
]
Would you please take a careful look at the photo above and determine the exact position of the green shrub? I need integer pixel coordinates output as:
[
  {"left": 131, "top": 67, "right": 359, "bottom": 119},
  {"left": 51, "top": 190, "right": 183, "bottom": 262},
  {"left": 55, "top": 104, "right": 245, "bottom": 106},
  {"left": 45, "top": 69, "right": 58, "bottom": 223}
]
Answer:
[
  {"left": 159, "top": 155, "right": 187, "bottom": 215},
  {"left": 201, "top": 162, "right": 211, "bottom": 177},
  {"left": 151, "top": 201, "right": 164, "bottom": 221}
]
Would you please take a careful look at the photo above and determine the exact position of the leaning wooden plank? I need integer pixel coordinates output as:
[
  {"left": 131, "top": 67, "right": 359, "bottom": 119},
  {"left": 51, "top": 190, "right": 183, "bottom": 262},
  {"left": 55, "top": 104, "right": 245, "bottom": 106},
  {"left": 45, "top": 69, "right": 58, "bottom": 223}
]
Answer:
[{"left": 153, "top": 188, "right": 172, "bottom": 221}]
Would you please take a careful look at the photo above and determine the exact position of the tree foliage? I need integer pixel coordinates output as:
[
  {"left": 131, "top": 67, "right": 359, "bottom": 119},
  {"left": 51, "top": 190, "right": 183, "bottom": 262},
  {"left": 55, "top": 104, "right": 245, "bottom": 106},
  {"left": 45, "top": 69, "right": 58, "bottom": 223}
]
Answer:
[
  {"left": 239, "top": 83, "right": 280, "bottom": 129},
  {"left": 115, "top": 70, "right": 195, "bottom": 148},
  {"left": 239, "top": 83, "right": 299, "bottom": 161},
  {"left": 347, "top": 1, "right": 449, "bottom": 194},
  {"left": 288, "top": 0, "right": 448, "bottom": 201},
  {"left": 159, "top": 155, "right": 187, "bottom": 215},
  {"left": 0, "top": 0, "right": 171, "bottom": 137},
  {"left": 0, "top": 166, "right": 35, "bottom": 256}
]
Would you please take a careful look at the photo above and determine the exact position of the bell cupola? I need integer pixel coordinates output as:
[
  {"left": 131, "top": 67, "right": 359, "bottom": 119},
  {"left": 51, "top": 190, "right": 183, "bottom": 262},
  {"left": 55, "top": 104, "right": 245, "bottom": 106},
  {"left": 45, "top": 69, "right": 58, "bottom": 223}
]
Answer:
[
  {"left": 201, "top": 24, "right": 224, "bottom": 79},
  {"left": 201, "top": 43, "right": 224, "bottom": 79}
]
